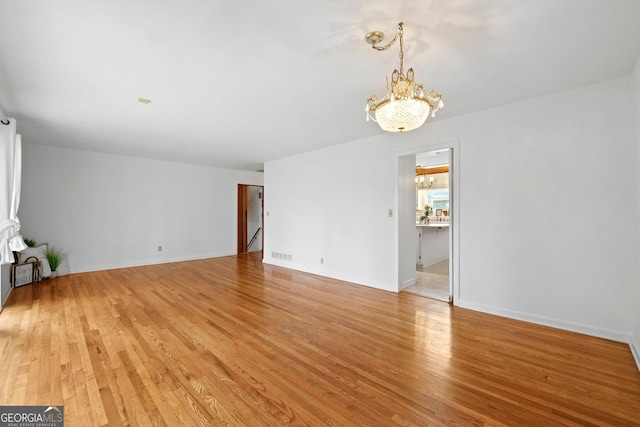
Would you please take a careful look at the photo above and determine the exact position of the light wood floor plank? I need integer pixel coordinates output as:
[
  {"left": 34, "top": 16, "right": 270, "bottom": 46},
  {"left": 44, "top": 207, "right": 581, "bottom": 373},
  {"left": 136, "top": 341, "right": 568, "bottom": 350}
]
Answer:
[{"left": 1, "top": 252, "right": 639, "bottom": 426}]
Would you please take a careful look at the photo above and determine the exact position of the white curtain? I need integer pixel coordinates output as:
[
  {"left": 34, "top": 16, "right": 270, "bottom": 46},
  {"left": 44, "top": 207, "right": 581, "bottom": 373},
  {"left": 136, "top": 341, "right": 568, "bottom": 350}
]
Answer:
[{"left": 0, "top": 118, "right": 26, "bottom": 264}]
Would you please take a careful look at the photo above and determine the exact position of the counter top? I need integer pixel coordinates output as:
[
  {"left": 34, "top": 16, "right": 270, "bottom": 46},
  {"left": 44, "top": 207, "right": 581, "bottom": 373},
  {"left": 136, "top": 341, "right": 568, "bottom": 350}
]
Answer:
[{"left": 416, "top": 223, "right": 449, "bottom": 228}]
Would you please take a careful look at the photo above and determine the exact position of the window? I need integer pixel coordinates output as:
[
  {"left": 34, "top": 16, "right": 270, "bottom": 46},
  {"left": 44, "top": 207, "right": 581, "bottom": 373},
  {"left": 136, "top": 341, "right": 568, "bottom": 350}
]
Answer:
[
  {"left": 417, "top": 188, "right": 449, "bottom": 212},
  {"left": 428, "top": 189, "right": 449, "bottom": 212}
]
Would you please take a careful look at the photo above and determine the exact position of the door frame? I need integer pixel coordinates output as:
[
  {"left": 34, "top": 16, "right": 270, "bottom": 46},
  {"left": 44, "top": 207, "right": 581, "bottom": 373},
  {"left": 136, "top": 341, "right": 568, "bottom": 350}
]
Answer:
[
  {"left": 237, "top": 184, "right": 264, "bottom": 256},
  {"left": 395, "top": 140, "right": 460, "bottom": 304}
]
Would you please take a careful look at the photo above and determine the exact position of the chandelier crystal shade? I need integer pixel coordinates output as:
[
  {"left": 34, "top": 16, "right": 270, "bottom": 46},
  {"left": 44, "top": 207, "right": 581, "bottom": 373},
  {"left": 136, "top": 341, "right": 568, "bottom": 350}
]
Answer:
[{"left": 365, "top": 22, "right": 443, "bottom": 133}]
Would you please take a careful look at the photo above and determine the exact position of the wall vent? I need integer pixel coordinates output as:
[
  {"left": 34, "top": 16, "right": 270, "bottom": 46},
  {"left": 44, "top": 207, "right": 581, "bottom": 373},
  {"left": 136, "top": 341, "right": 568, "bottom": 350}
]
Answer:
[{"left": 271, "top": 252, "right": 292, "bottom": 261}]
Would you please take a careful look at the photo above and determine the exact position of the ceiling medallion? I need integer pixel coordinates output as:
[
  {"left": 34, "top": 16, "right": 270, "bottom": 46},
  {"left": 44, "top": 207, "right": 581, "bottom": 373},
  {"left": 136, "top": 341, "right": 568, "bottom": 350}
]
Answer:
[{"left": 365, "top": 22, "right": 443, "bottom": 133}]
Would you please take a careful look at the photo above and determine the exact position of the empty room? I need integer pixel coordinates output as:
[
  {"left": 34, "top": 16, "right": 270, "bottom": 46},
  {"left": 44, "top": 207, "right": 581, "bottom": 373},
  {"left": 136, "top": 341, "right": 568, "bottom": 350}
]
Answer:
[{"left": 1, "top": 1, "right": 640, "bottom": 425}]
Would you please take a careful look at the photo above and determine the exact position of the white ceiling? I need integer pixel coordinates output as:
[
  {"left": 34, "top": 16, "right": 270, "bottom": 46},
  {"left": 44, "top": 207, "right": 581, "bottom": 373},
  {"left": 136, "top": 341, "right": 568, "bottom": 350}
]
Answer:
[
  {"left": 1, "top": 0, "right": 639, "bottom": 171},
  {"left": 416, "top": 150, "right": 449, "bottom": 168}
]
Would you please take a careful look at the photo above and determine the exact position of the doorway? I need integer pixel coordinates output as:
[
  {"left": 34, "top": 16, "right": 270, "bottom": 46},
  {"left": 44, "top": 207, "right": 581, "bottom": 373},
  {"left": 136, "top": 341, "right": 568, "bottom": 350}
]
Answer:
[
  {"left": 405, "top": 150, "right": 451, "bottom": 302},
  {"left": 237, "top": 184, "right": 264, "bottom": 257},
  {"left": 397, "top": 142, "right": 459, "bottom": 304}
]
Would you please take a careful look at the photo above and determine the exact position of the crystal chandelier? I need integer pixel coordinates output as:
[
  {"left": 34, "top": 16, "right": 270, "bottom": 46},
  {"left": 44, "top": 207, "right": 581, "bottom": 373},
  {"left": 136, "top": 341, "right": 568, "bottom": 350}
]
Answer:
[{"left": 365, "top": 22, "right": 443, "bottom": 133}]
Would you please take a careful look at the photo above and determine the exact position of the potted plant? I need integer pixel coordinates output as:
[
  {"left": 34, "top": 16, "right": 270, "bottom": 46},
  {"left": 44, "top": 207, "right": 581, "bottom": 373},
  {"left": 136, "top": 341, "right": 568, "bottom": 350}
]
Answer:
[
  {"left": 420, "top": 205, "right": 433, "bottom": 223},
  {"left": 44, "top": 246, "right": 67, "bottom": 278}
]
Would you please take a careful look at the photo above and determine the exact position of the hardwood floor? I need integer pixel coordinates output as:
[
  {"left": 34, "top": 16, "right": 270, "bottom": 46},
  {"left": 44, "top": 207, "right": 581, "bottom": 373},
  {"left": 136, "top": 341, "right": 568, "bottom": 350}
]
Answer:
[{"left": 1, "top": 253, "right": 639, "bottom": 426}]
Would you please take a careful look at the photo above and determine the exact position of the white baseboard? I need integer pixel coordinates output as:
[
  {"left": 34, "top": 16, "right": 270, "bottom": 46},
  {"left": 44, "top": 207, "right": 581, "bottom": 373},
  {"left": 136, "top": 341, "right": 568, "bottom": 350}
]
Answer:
[
  {"left": 456, "top": 299, "right": 630, "bottom": 344},
  {"left": 421, "top": 257, "right": 449, "bottom": 268},
  {"left": 261, "top": 259, "right": 397, "bottom": 292}
]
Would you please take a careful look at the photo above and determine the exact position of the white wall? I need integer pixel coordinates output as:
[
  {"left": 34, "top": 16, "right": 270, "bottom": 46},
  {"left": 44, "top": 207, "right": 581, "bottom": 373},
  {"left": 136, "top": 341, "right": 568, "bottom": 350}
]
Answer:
[
  {"left": 265, "top": 137, "right": 398, "bottom": 291},
  {"left": 20, "top": 144, "right": 263, "bottom": 273},
  {"left": 632, "top": 54, "right": 640, "bottom": 368},
  {"left": 265, "top": 75, "right": 636, "bottom": 342}
]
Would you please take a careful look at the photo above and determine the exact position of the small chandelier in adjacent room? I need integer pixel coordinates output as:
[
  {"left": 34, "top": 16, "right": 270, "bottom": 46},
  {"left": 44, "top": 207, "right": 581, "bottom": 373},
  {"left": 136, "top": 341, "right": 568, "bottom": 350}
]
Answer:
[
  {"left": 365, "top": 22, "right": 443, "bottom": 133},
  {"left": 415, "top": 173, "right": 434, "bottom": 189}
]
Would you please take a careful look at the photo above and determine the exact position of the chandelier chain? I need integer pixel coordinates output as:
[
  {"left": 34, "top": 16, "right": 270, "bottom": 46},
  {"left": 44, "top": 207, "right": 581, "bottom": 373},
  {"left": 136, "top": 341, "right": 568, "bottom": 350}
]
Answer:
[
  {"left": 370, "top": 23, "right": 405, "bottom": 75},
  {"left": 371, "top": 23, "right": 402, "bottom": 51},
  {"left": 398, "top": 23, "right": 404, "bottom": 75}
]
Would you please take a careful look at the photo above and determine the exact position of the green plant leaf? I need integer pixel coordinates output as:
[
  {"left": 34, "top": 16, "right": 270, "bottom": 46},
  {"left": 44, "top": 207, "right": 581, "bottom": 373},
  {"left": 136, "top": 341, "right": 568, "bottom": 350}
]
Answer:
[{"left": 44, "top": 246, "right": 67, "bottom": 272}]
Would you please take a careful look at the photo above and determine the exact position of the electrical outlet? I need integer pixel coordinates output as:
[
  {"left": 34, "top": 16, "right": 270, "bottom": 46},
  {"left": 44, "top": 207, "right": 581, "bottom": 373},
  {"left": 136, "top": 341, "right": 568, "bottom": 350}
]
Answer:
[
  {"left": 388, "top": 209, "right": 393, "bottom": 217},
  {"left": 158, "top": 245, "right": 162, "bottom": 252},
  {"left": 320, "top": 257, "right": 324, "bottom": 264}
]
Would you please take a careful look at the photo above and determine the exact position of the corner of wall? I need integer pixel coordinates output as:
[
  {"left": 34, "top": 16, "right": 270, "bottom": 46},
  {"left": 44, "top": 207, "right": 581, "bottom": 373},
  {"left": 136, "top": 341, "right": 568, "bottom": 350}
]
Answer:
[{"left": 631, "top": 334, "right": 640, "bottom": 372}]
